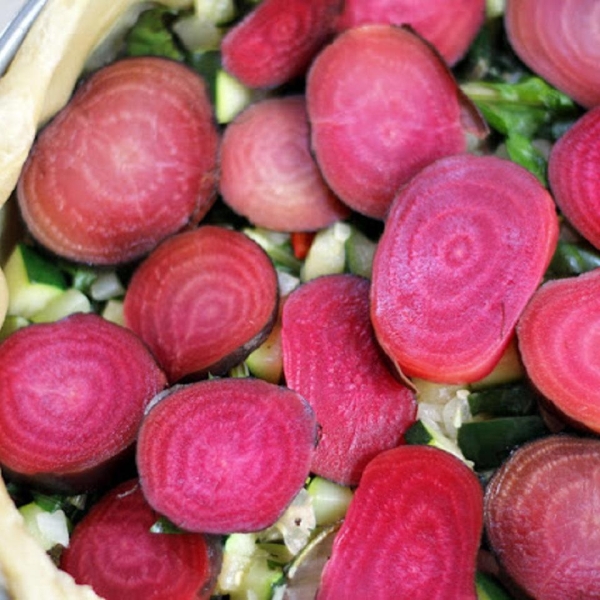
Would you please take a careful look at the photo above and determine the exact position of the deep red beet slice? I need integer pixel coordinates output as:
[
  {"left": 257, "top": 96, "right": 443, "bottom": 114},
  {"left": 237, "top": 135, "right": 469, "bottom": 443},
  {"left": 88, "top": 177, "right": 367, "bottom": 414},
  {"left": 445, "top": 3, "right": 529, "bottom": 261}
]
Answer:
[
  {"left": 219, "top": 96, "right": 350, "bottom": 231},
  {"left": 17, "top": 56, "right": 219, "bottom": 265},
  {"left": 505, "top": 0, "right": 600, "bottom": 108},
  {"left": 485, "top": 435, "right": 600, "bottom": 600},
  {"left": 370, "top": 154, "right": 559, "bottom": 384},
  {"left": 136, "top": 378, "right": 317, "bottom": 534},
  {"left": 221, "top": 0, "right": 342, "bottom": 89},
  {"left": 517, "top": 269, "right": 600, "bottom": 433},
  {"left": 123, "top": 225, "right": 279, "bottom": 383},
  {"left": 281, "top": 274, "right": 417, "bottom": 486},
  {"left": 306, "top": 24, "right": 488, "bottom": 219},
  {"left": 61, "top": 479, "right": 220, "bottom": 600},
  {"left": 0, "top": 313, "right": 166, "bottom": 493},
  {"left": 317, "top": 445, "right": 483, "bottom": 599},
  {"left": 335, "top": 0, "right": 486, "bottom": 66}
]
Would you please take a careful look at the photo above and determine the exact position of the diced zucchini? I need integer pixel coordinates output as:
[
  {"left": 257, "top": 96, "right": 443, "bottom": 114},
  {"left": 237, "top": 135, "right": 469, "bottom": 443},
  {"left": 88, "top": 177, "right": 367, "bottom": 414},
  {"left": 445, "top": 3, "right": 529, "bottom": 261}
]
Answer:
[
  {"left": 89, "top": 271, "right": 125, "bottom": 301},
  {"left": 245, "top": 324, "right": 283, "bottom": 384},
  {"left": 468, "top": 382, "right": 539, "bottom": 417},
  {"left": 101, "top": 299, "right": 125, "bottom": 326},
  {"left": 216, "top": 69, "right": 255, "bottom": 124},
  {"left": 470, "top": 337, "right": 524, "bottom": 389},
  {"left": 344, "top": 226, "right": 377, "bottom": 279},
  {"left": 301, "top": 222, "right": 351, "bottom": 281},
  {"left": 30, "top": 288, "right": 92, "bottom": 323},
  {"left": 19, "top": 502, "right": 70, "bottom": 551},
  {"left": 476, "top": 572, "right": 512, "bottom": 600},
  {"left": 0, "top": 315, "right": 29, "bottom": 340},
  {"left": 306, "top": 477, "right": 353, "bottom": 526}
]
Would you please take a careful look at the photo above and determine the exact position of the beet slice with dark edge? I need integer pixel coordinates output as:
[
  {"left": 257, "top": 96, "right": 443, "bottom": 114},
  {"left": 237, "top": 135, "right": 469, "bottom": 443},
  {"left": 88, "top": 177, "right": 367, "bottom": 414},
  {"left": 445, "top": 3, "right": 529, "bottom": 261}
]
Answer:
[
  {"left": 123, "top": 225, "right": 279, "bottom": 383},
  {"left": 370, "top": 154, "right": 559, "bottom": 384},
  {"left": 136, "top": 378, "right": 317, "bottom": 534},
  {"left": 0, "top": 313, "right": 167, "bottom": 493},
  {"left": 17, "top": 56, "right": 219, "bottom": 266},
  {"left": 281, "top": 274, "right": 417, "bottom": 486},
  {"left": 317, "top": 445, "right": 483, "bottom": 599},
  {"left": 60, "top": 479, "right": 221, "bottom": 600},
  {"left": 484, "top": 435, "right": 600, "bottom": 600}
]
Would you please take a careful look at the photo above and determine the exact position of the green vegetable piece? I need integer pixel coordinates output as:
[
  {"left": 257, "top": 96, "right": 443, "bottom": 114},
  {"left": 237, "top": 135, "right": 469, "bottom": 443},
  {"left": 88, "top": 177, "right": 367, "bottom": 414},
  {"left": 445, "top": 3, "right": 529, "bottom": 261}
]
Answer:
[
  {"left": 468, "top": 382, "right": 538, "bottom": 417},
  {"left": 301, "top": 222, "right": 351, "bottom": 282},
  {"left": 243, "top": 228, "right": 303, "bottom": 275},
  {"left": 504, "top": 132, "right": 547, "bottom": 185},
  {"left": 149, "top": 516, "right": 184, "bottom": 534},
  {"left": 404, "top": 420, "right": 434, "bottom": 445},
  {"left": 125, "top": 7, "right": 186, "bottom": 61},
  {"left": 404, "top": 419, "right": 472, "bottom": 466},
  {"left": 0, "top": 315, "right": 29, "bottom": 340},
  {"left": 215, "top": 69, "right": 255, "bottom": 124},
  {"left": 344, "top": 226, "right": 377, "bottom": 279},
  {"left": 19, "top": 502, "right": 70, "bottom": 551},
  {"left": 476, "top": 571, "right": 512, "bottom": 600},
  {"left": 30, "top": 288, "right": 92, "bottom": 323},
  {"left": 306, "top": 477, "right": 353, "bottom": 527},
  {"left": 547, "top": 241, "right": 600, "bottom": 278}
]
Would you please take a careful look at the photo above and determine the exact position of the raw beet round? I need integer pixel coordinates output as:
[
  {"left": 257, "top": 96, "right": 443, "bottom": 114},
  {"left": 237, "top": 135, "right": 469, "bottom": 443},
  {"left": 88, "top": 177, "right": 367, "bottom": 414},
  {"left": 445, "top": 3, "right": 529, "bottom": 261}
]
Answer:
[
  {"left": 281, "top": 274, "right": 417, "bottom": 486},
  {"left": 219, "top": 96, "right": 349, "bottom": 231},
  {"left": 317, "top": 445, "right": 483, "bottom": 599},
  {"left": 61, "top": 479, "right": 220, "bottom": 600},
  {"left": 485, "top": 435, "right": 600, "bottom": 599},
  {"left": 370, "top": 154, "right": 559, "bottom": 384},
  {"left": 306, "top": 24, "right": 487, "bottom": 219},
  {"left": 17, "top": 56, "right": 219, "bottom": 265},
  {"left": 136, "top": 378, "right": 317, "bottom": 534},
  {"left": 0, "top": 314, "right": 166, "bottom": 492},
  {"left": 123, "top": 225, "right": 279, "bottom": 383}
]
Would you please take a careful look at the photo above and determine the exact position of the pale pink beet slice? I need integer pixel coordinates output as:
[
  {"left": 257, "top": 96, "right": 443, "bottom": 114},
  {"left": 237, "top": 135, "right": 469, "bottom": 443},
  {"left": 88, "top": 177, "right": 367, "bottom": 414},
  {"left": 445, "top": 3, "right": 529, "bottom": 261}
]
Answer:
[
  {"left": 370, "top": 154, "right": 559, "bottom": 384},
  {"left": 335, "top": 0, "right": 486, "bottom": 66},
  {"left": 505, "top": 0, "right": 600, "bottom": 108},
  {"left": 281, "top": 274, "right": 417, "bottom": 486},
  {"left": 221, "top": 0, "right": 342, "bottom": 89},
  {"left": 485, "top": 435, "right": 600, "bottom": 599},
  {"left": 61, "top": 479, "right": 221, "bottom": 600},
  {"left": 219, "top": 96, "right": 350, "bottom": 231},
  {"left": 123, "top": 225, "right": 279, "bottom": 383},
  {"left": 548, "top": 106, "right": 600, "bottom": 249},
  {"left": 306, "top": 24, "right": 487, "bottom": 219},
  {"left": 17, "top": 57, "right": 219, "bottom": 265},
  {"left": 0, "top": 314, "right": 167, "bottom": 493},
  {"left": 317, "top": 445, "right": 483, "bottom": 599},
  {"left": 136, "top": 378, "right": 317, "bottom": 534},
  {"left": 517, "top": 270, "right": 600, "bottom": 433}
]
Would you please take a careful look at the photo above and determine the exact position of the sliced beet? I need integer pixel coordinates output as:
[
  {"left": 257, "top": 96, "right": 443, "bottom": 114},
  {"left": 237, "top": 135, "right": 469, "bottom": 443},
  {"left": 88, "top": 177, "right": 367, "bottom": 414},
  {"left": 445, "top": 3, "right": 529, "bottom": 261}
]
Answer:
[
  {"left": 221, "top": 0, "right": 342, "bottom": 89},
  {"left": 61, "top": 479, "right": 220, "bottom": 600},
  {"left": 136, "top": 378, "right": 317, "bottom": 534},
  {"left": 306, "top": 24, "right": 488, "bottom": 219},
  {"left": 281, "top": 274, "right": 416, "bottom": 486},
  {"left": 484, "top": 435, "right": 600, "bottom": 599},
  {"left": 17, "top": 56, "right": 219, "bottom": 265},
  {"left": 370, "top": 154, "right": 559, "bottom": 384},
  {"left": 317, "top": 445, "right": 483, "bottom": 599},
  {"left": 123, "top": 225, "right": 279, "bottom": 383},
  {"left": 219, "top": 96, "right": 350, "bottom": 231},
  {"left": 335, "top": 0, "right": 486, "bottom": 66},
  {"left": 0, "top": 313, "right": 167, "bottom": 493},
  {"left": 517, "top": 269, "right": 600, "bottom": 433},
  {"left": 505, "top": 0, "right": 600, "bottom": 108}
]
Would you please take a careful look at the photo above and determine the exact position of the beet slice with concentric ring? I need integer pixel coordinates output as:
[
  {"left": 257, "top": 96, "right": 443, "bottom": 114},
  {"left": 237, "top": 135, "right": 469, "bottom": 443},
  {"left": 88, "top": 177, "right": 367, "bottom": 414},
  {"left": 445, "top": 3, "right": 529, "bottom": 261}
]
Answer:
[
  {"left": 317, "top": 445, "right": 483, "bottom": 599},
  {"left": 370, "top": 154, "right": 559, "bottom": 384},
  {"left": 0, "top": 313, "right": 167, "bottom": 493},
  {"left": 136, "top": 378, "right": 317, "bottom": 534},
  {"left": 123, "top": 225, "right": 279, "bottom": 383},
  {"left": 60, "top": 479, "right": 221, "bottom": 600},
  {"left": 17, "top": 56, "right": 219, "bottom": 265}
]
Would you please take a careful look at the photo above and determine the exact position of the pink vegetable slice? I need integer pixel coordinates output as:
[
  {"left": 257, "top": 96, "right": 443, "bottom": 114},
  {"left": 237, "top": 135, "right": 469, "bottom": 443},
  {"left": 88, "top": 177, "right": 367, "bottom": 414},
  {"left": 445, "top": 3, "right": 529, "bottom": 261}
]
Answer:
[
  {"left": 335, "top": 0, "right": 486, "bottom": 66},
  {"left": 370, "top": 154, "right": 559, "bottom": 384},
  {"left": 61, "top": 479, "right": 220, "bottom": 600},
  {"left": 306, "top": 24, "right": 487, "bottom": 219},
  {"left": 0, "top": 314, "right": 167, "bottom": 493},
  {"left": 281, "top": 274, "right": 417, "bottom": 486},
  {"left": 219, "top": 96, "right": 350, "bottom": 231},
  {"left": 136, "top": 378, "right": 317, "bottom": 534},
  {"left": 484, "top": 435, "right": 600, "bottom": 600},
  {"left": 17, "top": 57, "right": 219, "bottom": 265},
  {"left": 123, "top": 225, "right": 279, "bottom": 383},
  {"left": 505, "top": 0, "right": 600, "bottom": 108},
  {"left": 317, "top": 445, "right": 483, "bottom": 599}
]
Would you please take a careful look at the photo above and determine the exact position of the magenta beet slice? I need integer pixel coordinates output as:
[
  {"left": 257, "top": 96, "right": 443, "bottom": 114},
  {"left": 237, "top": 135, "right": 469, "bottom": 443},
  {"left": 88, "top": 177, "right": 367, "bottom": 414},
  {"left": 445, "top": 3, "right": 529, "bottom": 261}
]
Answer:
[
  {"left": 123, "top": 225, "right": 279, "bottom": 383},
  {"left": 505, "top": 0, "right": 600, "bottom": 108},
  {"left": 0, "top": 314, "right": 166, "bottom": 492},
  {"left": 61, "top": 479, "right": 220, "bottom": 600},
  {"left": 221, "top": 0, "right": 342, "bottom": 89},
  {"left": 136, "top": 378, "right": 317, "bottom": 534},
  {"left": 219, "top": 96, "right": 350, "bottom": 231},
  {"left": 335, "top": 0, "right": 485, "bottom": 66},
  {"left": 17, "top": 57, "right": 219, "bottom": 265},
  {"left": 485, "top": 435, "right": 600, "bottom": 599},
  {"left": 317, "top": 445, "right": 483, "bottom": 599},
  {"left": 281, "top": 274, "right": 416, "bottom": 486},
  {"left": 371, "top": 154, "right": 559, "bottom": 384},
  {"left": 306, "top": 24, "right": 487, "bottom": 219}
]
